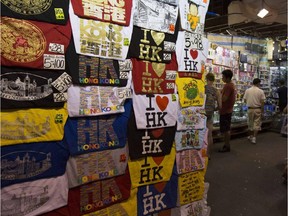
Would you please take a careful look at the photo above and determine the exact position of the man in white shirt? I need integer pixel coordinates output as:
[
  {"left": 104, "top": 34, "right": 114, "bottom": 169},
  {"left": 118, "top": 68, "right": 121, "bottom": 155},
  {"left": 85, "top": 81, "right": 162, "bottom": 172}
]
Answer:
[{"left": 243, "top": 78, "right": 266, "bottom": 144}]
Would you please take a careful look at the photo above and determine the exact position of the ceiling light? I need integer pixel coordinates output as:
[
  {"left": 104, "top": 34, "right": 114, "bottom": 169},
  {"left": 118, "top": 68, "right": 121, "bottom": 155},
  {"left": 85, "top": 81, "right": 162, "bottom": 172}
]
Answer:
[{"left": 257, "top": 8, "right": 269, "bottom": 18}]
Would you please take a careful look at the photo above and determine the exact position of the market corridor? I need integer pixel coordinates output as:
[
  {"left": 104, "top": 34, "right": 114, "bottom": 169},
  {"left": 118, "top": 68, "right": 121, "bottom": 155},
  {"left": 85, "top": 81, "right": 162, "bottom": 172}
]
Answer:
[{"left": 205, "top": 131, "right": 287, "bottom": 216}]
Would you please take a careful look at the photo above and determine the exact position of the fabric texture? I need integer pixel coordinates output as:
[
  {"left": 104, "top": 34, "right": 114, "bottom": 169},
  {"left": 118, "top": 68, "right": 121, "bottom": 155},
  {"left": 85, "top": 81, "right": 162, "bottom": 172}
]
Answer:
[
  {"left": 127, "top": 21, "right": 179, "bottom": 63},
  {"left": 175, "top": 128, "right": 207, "bottom": 151},
  {"left": 219, "top": 82, "right": 236, "bottom": 115},
  {"left": 1, "top": 66, "right": 72, "bottom": 109},
  {"left": 1, "top": 106, "right": 68, "bottom": 146},
  {"left": 247, "top": 109, "right": 262, "bottom": 131},
  {"left": 176, "top": 32, "right": 209, "bottom": 73},
  {"left": 1, "top": 174, "right": 68, "bottom": 216},
  {"left": 67, "top": 169, "right": 131, "bottom": 215},
  {"left": 70, "top": 0, "right": 133, "bottom": 26},
  {"left": 177, "top": 169, "right": 205, "bottom": 206},
  {"left": 66, "top": 144, "right": 128, "bottom": 188},
  {"left": 1, "top": 0, "right": 69, "bottom": 25},
  {"left": 133, "top": 0, "right": 178, "bottom": 34},
  {"left": 64, "top": 99, "right": 131, "bottom": 156},
  {"left": 177, "top": 105, "right": 207, "bottom": 131},
  {"left": 127, "top": 110, "right": 176, "bottom": 160},
  {"left": 65, "top": 38, "right": 129, "bottom": 87},
  {"left": 132, "top": 91, "right": 179, "bottom": 129},
  {"left": 243, "top": 86, "right": 266, "bottom": 108},
  {"left": 178, "top": 0, "right": 210, "bottom": 33},
  {"left": 137, "top": 165, "right": 178, "bottom": 216},
  {"left": 1, "top": 141, "right": 69, "bottom": 188},
  {"left": 175, "top": 73, "right": 206, "bottom": 108},
  {"left": 131, "top": 54, "right": 177, "bottom": 94},
  {"left": 1, "top": 17, "right": 71, "bottom": 69},
  {"left": 176, "top": 149, "right": 205, "bottom": 174},
  {"left": 69, "top": 4, "right": 134, "bottom": 60},
  {"left": 67, "top": 85, "right": 131, "bottom": 117},
  {"left": 277, "top": 86, "right": 287, "bottom": 112},
  {"left": 204, "top": 84, "right": 218, "bottom": 116},
  {"left": 128, "top": 146, "right": 176, "bottom": 189}
]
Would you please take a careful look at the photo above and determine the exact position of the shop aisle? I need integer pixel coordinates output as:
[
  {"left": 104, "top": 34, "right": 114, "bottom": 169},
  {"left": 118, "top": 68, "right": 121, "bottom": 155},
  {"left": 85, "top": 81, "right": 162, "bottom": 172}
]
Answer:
[{"left": 205, "top": 131, "right": 287, "bottom": 216}]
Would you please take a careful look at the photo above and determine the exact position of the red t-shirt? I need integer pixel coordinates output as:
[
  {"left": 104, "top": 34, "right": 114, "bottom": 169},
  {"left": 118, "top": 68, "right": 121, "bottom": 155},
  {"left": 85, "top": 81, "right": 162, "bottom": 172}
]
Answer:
[{"left": 219, "top": 82, "right": 236, "bottom": 115}]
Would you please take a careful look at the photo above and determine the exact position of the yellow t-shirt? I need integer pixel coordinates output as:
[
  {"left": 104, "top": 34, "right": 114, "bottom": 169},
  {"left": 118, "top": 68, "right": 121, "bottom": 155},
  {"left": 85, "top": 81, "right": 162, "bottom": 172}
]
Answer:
[
  {"left": 1, "top": 106, "right": 68, "bottom": 146},
  {"left": 128, "top": 145, "right": 176, "bottom": 189},
  {"left": 176, "top": 74, "right": 205, "bottom": 108}
]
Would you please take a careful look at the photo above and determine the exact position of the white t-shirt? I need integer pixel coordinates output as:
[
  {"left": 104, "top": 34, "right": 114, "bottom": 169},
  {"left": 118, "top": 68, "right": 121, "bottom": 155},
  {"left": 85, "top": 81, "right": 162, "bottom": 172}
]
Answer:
[{"left": 243, "top": 86, "right": 266, "bottom": 107}]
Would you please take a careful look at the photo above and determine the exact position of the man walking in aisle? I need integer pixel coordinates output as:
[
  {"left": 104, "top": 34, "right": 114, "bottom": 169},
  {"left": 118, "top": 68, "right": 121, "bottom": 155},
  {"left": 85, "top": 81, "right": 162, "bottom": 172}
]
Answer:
[
  {"left": 243, "top": 78, "right": 266, "bottom": 144},
  {"left": 219, "top": 69, "right": 236, "bottom": 152}
]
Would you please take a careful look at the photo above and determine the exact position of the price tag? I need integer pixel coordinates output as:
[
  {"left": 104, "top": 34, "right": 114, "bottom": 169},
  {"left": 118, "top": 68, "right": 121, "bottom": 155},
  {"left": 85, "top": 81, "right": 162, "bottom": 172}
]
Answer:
[
  {"left": 52, "top": 72, "right": 72, "bottom": 92},
  {"left": 44, "top": 54, "right": 65, "bottom": 70},
  {"left": 49, "top": 43, "right": 64, "bottom": 54}
]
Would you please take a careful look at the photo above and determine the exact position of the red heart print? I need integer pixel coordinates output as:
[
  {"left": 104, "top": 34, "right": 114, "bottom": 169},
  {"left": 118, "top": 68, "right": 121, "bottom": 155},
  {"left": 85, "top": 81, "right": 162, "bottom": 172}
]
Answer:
[
  {"left": 190, "top": 49, "right": 198, "bottom": 59},
  {"left": 151, "top": 128, "right": 164, "bottom": 138},
  {"left": 154, "top": 182, "right": 167, "bottom": 193},
  {"left": 156, "top": 96, "right": 169, "bottom": 111},
  {"left": 153, "top": 156, "right": 164, "bottom": 165}
]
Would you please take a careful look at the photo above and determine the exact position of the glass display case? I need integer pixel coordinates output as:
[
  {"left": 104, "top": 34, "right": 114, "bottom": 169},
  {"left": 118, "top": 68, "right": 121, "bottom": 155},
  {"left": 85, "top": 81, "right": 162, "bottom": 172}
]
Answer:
[{"left": 212, "top": 101, "right": 276, "bottom": 138}]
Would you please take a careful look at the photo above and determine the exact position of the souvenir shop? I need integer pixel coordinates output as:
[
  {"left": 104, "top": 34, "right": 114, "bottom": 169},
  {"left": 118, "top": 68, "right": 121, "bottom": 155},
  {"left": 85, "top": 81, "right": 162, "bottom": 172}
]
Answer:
[{"left": 0, "top": 0, "right": 287, "bottom": 216}]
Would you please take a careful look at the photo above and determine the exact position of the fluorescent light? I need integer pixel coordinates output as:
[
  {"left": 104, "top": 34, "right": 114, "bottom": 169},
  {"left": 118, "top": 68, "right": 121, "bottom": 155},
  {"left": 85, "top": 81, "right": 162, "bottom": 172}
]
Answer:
[{"left": 257, "top": 8, "right": 269, "bottom": 18}]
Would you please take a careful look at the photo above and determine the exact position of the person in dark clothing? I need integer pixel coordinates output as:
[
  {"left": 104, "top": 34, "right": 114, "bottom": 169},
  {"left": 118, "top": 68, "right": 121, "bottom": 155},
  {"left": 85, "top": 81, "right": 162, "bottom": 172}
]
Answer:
[{"left": 277, "top": 79, "right": 287, "bottom": 112}]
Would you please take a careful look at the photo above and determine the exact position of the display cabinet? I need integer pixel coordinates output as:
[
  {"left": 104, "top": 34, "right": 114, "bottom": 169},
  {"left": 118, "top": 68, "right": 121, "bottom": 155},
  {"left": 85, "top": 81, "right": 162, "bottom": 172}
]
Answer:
[{"left": 212, "top": 101, "right": 275, "bottom": 139}]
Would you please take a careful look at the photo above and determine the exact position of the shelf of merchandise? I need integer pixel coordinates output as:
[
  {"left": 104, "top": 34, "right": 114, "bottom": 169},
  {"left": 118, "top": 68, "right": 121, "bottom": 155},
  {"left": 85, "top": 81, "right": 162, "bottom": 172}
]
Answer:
[{"left": 259, "top": 65, "right": 270, "bottom": 98}]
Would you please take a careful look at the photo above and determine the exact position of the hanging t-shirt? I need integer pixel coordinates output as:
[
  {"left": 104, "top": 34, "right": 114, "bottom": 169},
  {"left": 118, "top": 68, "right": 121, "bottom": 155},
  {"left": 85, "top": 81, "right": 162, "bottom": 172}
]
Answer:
[
  {"left": 1, "top": 106, "right": 68, "bottom": 146},
  {"left": 175, "top": 128, "right": 206, "bottom": 151},
  {"left": 64, "top": 99, "right": 131, "bottom": 155},
  {"left": 1, "top": 17, "right": 71, "bottom": 70},
  {"left": 132, "top": 91, "right": 178, "bottom": 129},
  {"left": 155, "top": 199, "right": 210, "bottom": 216},
  {"left": 177, "top": 105, "right": 207, "bottom": 131},
  {"left": 1, "top": 66, "right": 72, "bottom": 109},
  {"left": 67, "top": 169, "right": 131, "bottom": 215},
  {"left": 133, "top": 0, "right": 178, "bottom": 34},
  {"left": 66, "top": 144, "right": 128, "bottom": 188},
  {"left": 1, "top": 142, "right": 69, "bottom": 187},
  {"left": 1, "top": 0, "right": 69, "bottom": 25},
  {"left": 177, "top": 169, "right": 205, "bottom": 206},
  {"left": 69, "top": 4, "right": 133, "bottom": 60},
  {"left": 1, "top": 174, "right": 68, "bottom": 216},
  {"left": 67, "top": 85, "right": 131, "bottom": 117},
  {"left": 131, "top": 54, "right": 177, "bottom": 94},
  {"left": 176, "top": 148, "right": 205, "bottom": 174},
  {"left": 42, "top": 188, "right": 138, "bottom": 216},
  {"left": 128, "top": 110, "right": 176, "bottom": 160},
  {"left": 127, "top": 23, "right": 179, "bottom": 63},
  {"left": 175, "top": 73, "right": 205, "bottom": 107},
  {"left": 178, "top": 0, "right": 209, "bottom": 34},
  {"left": 176, "top": 32, "right": 209, "bottom": 73},
  {"left": 137, "top": 165, "right": 178, "bottom": 216},
  {"left": 128, "top": 146, "right": 175, "bottom": 189},
  {"left": 80, "top": 187, "right": 138, "bottom": 216},
  {"left": 70, "top": 0, "right": 133, "bottom": 26},
  {"left": 1, "top": 140, "right": 69, "bottom": 188},
  {"left": 65, "top": 38, "right": 130, "bottom": 87}
]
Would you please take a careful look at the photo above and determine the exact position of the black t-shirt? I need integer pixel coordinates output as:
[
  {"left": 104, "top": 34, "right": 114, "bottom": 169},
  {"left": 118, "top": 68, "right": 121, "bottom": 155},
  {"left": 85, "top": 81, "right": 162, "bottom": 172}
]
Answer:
[{"left": 277, "top": 86, "right": 287, "bottom": 111}]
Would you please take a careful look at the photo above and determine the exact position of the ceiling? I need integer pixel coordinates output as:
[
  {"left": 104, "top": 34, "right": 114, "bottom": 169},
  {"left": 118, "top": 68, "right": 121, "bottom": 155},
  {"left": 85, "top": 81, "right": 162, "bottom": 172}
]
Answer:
[{"left": 204, "top": 0, "right": 288, "bottom": 40}]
